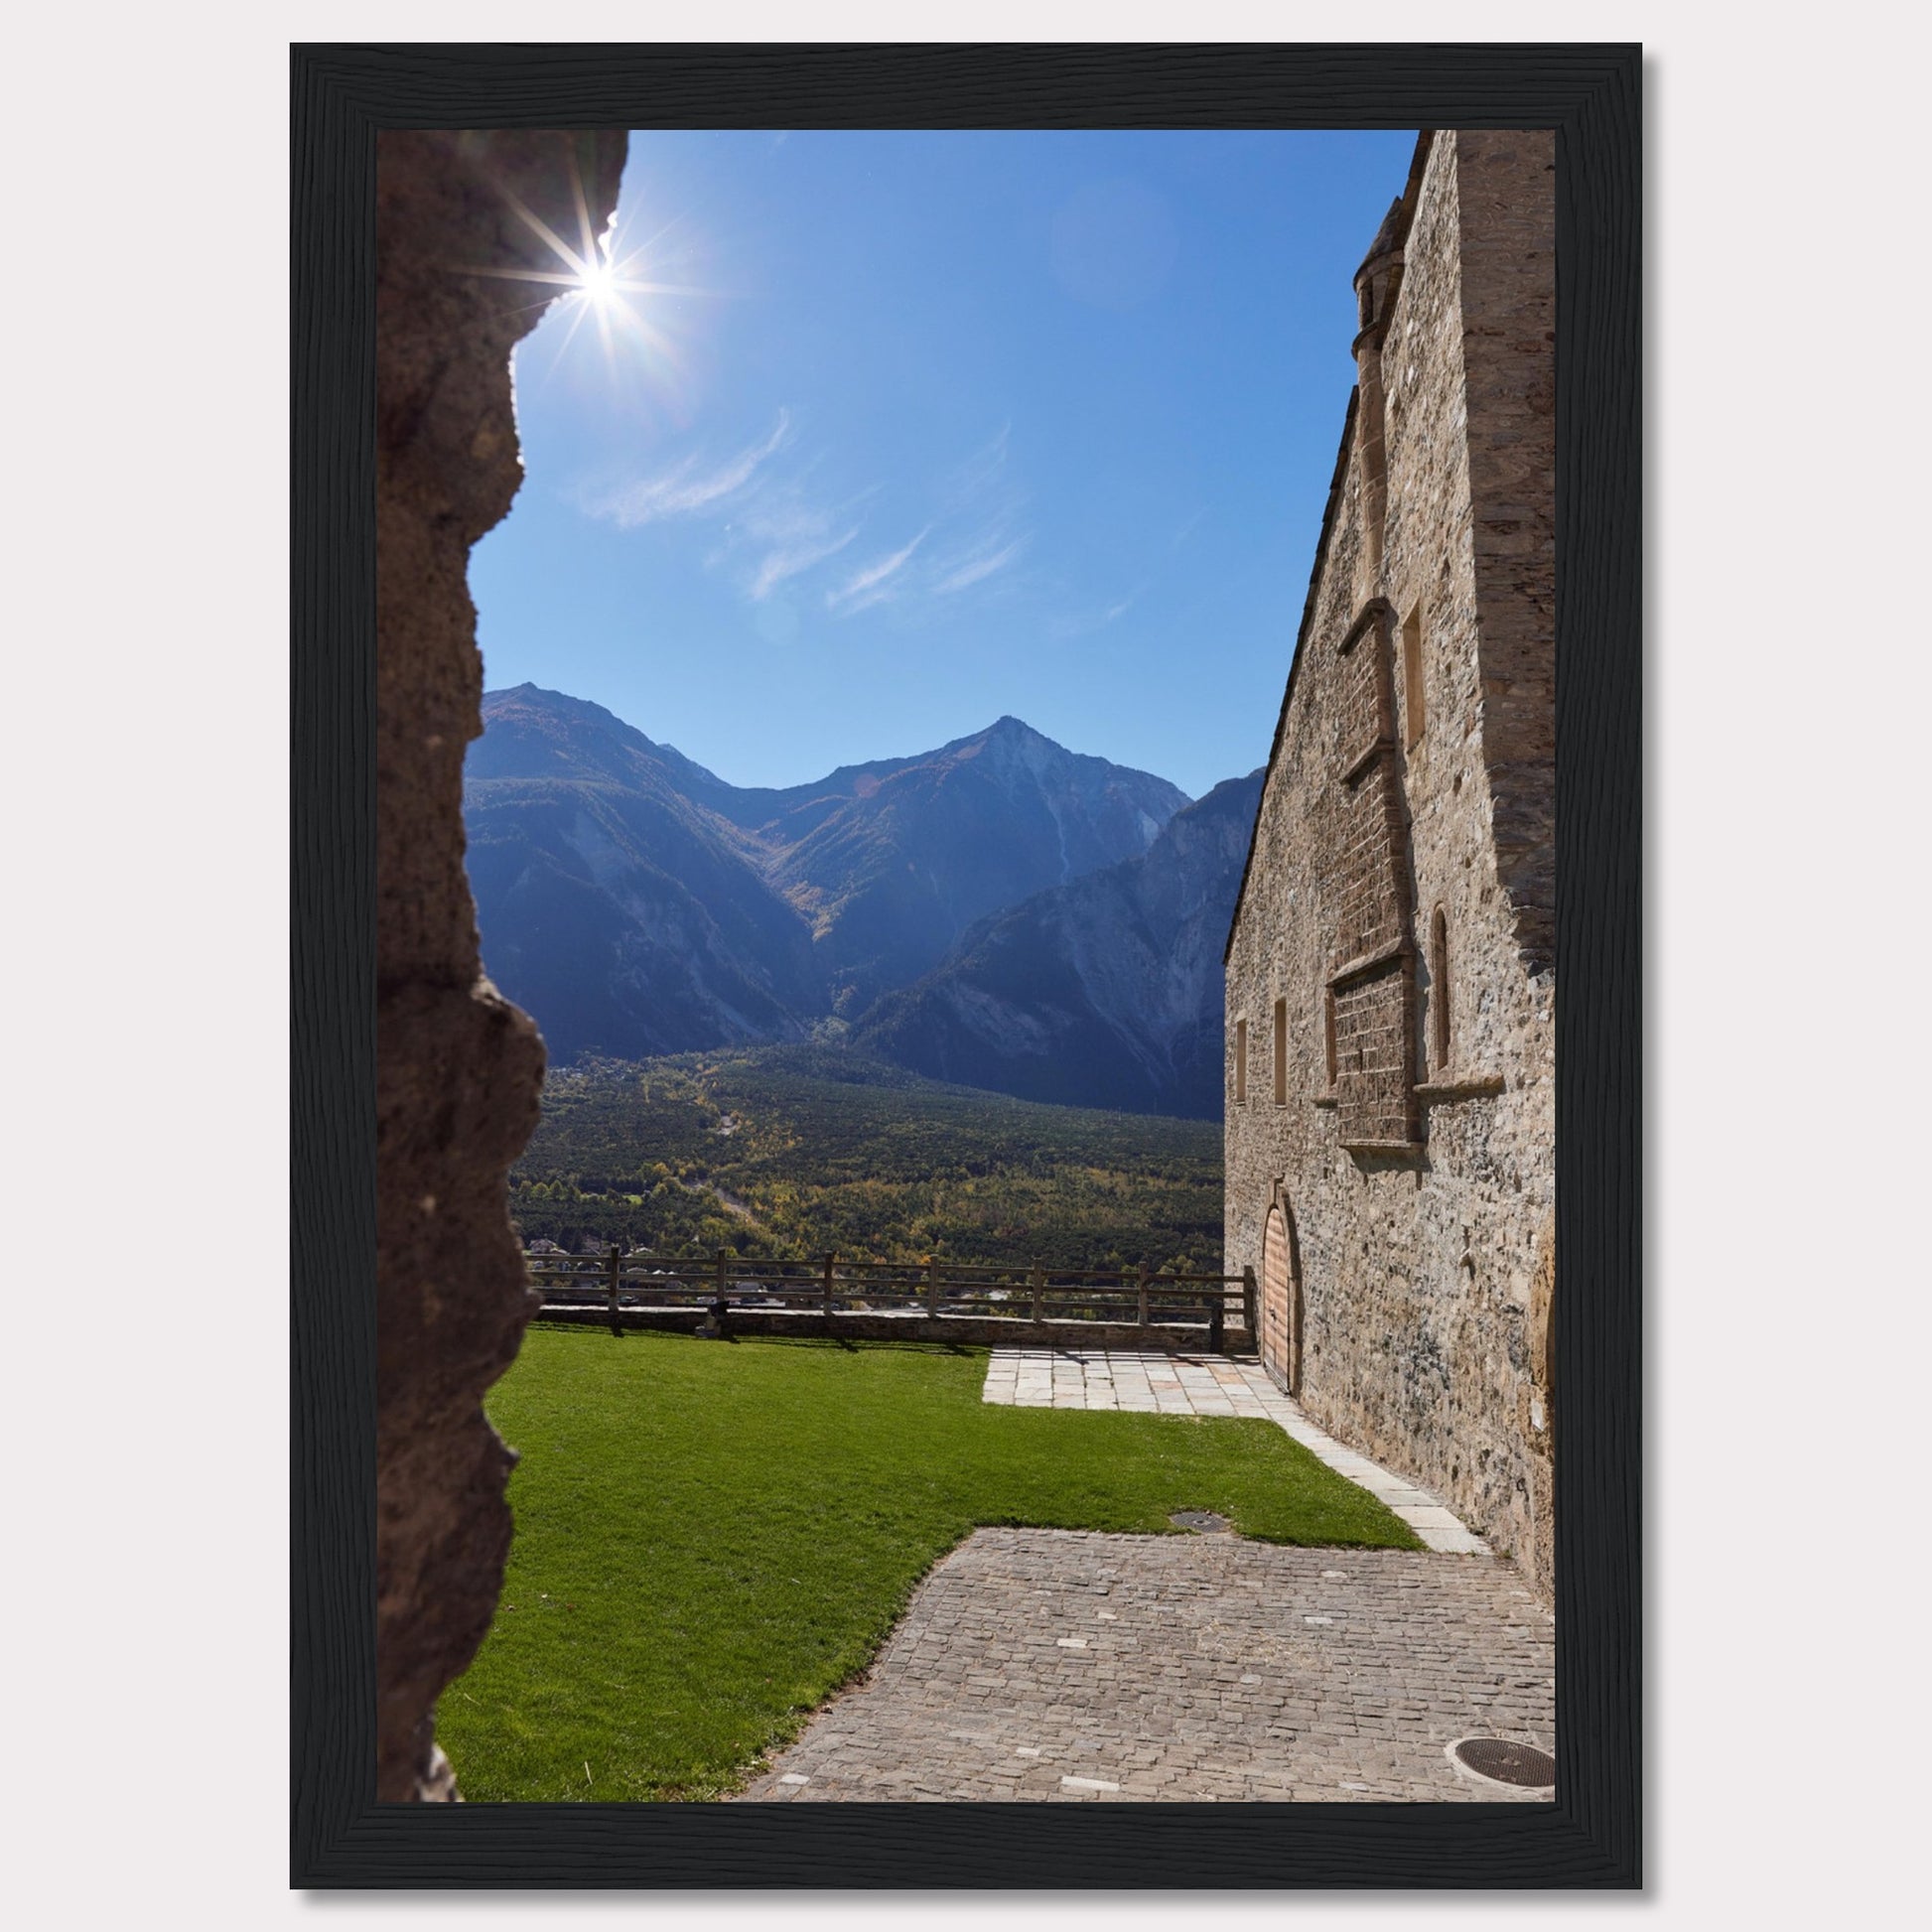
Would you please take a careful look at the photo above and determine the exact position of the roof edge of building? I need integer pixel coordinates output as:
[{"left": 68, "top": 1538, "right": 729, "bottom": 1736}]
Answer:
[
  {"left": 1222, "top": 129, "right": 1436, "bottom": 969},
  {"left": 1222, "top": 383, "right": 1357, "bottom": 964}
]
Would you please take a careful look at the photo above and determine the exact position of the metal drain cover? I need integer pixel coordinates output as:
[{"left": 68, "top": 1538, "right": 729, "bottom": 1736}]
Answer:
[
  {"left": 1170, "top": 1510, "right": 1232, "bottom": 1534},
  {"left": 1450, "top": 1737, "right": 1556, "bottom": 1788}
]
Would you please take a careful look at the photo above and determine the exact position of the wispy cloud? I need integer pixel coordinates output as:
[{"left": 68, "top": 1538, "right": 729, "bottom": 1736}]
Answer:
[
  {"left": 578, "top": 412, "right": 791, "bottom": 527},
  {"left": 827, "top": 526, "right": 932, "bottom": 614},
  {"left": 1047, "top": 593, "right": 1137, "bottom": 642},
  {"left": 918, "top": 423, "right": 1033, "bottom": 600},
  {"left": 575, "top": 415, "right": 1035, "bottom": 619},
  {"left": 940, "top": 423, "right": 1012, "bottom": 509},
  {"left": 749, "top": 510, "right": 862, "bottom": 600},
  {"left": 934, "top": 533, "right": 1028, "bottom": 596}
]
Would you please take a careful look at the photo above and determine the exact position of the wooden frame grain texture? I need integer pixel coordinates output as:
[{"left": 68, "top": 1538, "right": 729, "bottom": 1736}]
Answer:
[{"left": 292, "top": 41, "right": 1640, "bottom": 1888}]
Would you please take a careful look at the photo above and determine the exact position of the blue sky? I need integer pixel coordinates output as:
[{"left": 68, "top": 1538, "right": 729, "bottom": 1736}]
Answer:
[{"left": 472, "top": 128, "right": 1417, "bottom": 801}]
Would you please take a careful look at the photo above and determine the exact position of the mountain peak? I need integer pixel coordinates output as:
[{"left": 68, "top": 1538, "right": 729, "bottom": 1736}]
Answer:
[
  {"left": 468, "top": 681, "right": 1204, "bottom": 1059},
  {"left": 945, "top": 714, "right": 1046, "bottom": 755}
]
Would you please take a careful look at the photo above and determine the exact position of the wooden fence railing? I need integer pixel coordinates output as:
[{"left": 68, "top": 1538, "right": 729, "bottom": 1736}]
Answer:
[{"left": 524, "top": 1247, "right": 1259, "bottom": 1351}]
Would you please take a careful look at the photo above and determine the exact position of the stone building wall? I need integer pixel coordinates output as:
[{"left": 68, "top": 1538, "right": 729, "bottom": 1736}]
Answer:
[
  {"left": 1224, "top": 130, "right": 1557, "bottom": 1596},
  {"left": 375, "top": 128, "right": 627, "bottom": 1801}
]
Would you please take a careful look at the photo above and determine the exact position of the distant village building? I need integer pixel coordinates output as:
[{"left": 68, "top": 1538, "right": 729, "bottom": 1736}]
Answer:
[{"left": 1224, "top": 130, "right": 1556, "bottom": 1596}]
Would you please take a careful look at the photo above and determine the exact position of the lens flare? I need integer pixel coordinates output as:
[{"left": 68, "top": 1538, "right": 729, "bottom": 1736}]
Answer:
[{"left": 458, "top": 149, "right": 711, "bottom": 405}]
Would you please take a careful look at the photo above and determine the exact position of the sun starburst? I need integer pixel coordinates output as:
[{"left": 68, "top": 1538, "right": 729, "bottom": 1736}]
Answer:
[{"left": 459, "top": 150, "right": 710, "bottom": 401}]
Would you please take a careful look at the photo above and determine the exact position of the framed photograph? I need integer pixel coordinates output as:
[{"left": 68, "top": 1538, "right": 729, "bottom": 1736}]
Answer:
[{"left": 293, "top": 41, "right": 1639, "bottom": 1887}]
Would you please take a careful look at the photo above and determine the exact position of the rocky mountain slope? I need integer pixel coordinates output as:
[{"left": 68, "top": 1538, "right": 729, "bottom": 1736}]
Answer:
[
  {"left": 853, "top": 770, "right": 1265, "bottom": 1118},
  {"left": 463, "top": 685, "right": 1191, "bottom": 1064}
]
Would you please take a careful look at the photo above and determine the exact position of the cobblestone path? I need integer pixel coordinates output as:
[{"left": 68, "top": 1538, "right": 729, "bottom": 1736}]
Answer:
[{"left": 740, "top": 1528, "right": 1555, "bottom": 1803}]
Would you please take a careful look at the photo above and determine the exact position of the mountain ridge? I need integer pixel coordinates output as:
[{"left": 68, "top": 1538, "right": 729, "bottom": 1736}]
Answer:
[
  {"left": 464, "top": 684, "right": 1198, "bottom": 1065},
  {"left": 853, "top": 769, "right": 1265, "bottom": 1118}
]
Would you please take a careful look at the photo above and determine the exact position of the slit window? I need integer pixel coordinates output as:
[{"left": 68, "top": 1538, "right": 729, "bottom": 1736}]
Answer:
[
  {"left": 1431, "top": 906, "right": 1451, "bottom": 1072},
  {"left": 1234, "top": 1019, "right": 1248, "bottom": 1103},
  {"left": 1323, "top": 989, "right": 1338, "bottom": 1087},
  {"left": 1402, "top": 604, "right": 1426, "bottom": 749},
  {"left": 1273, "top": 998, "right": 1289, "bottom": 1105}
]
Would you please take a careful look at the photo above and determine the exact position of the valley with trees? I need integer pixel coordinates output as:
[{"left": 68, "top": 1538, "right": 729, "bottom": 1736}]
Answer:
[{"left": 506, "top": 1044, "right": 1224, "bottom": 1274}]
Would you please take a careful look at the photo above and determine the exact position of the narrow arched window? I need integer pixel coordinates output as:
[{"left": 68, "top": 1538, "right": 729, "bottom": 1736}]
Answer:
[
  {"left": 1402, "top": 604, "right": 1426, "bottom": 749},
  {"left": 1234, "top": 1019, "right": 1248, "bottom": 1104},
  {"left": 1273, "top": 997, "right": 1289, "bottom": 1104},
  {"left": 1323, "top": 989, "right": 1338, "bottom": 1088},
  {"left": 1431, "top": 906, "right": 1451, "bottom": 1072}
]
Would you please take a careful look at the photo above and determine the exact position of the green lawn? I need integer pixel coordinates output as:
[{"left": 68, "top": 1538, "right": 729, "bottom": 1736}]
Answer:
[{"left": 439, "top": 1325, "right": 1422, "bottom": 1801}]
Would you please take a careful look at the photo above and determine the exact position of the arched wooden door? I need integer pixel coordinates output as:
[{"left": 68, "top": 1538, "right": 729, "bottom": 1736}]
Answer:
[{"left": 1261, "top": 1200, "right": 1304, "bottom": 1395}]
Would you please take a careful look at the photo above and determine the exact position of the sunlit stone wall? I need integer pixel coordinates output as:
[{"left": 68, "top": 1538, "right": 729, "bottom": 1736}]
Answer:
[{"left": 1224, "top": 132, "right": 1557, "bottom": 1598}]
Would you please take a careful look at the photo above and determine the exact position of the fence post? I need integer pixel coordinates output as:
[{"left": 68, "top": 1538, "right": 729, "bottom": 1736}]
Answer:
[
  {"left": 1242, "top": 1266, "right": 1258, "bottom": 1344},
  {"left": 1208, "top": 1287, "right": 1225, "bottom": 1355},
  {"left": 1031, "top": 1259, "right": 1043, "bottom": 1324},
  {"left": 1137, "top": 1261, "right": 1151, "bottom": 1330},
  {"left": 822, "top": 1251, "right": 836, "bottom": 1326},
  {"left": 607, "top": 1244, "right": 622, "bottom": 1338},
  {"left": 926, "top": 1256, "right": 941, "bottom": 1319}
]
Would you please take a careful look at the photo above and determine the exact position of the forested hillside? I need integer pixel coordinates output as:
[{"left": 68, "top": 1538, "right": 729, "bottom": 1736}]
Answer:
[{"left": 506, "top": 1045, "right": 1223, "bottom": 1274}]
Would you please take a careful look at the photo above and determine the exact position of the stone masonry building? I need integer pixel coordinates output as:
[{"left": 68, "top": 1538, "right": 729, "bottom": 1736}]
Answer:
[{"left": 1224, "top": 129, "right": 1556, "bottom": 1597}]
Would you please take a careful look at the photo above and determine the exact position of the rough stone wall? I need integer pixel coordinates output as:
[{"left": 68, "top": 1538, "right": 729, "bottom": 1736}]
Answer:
[
  {"left": 375, "top": 128, "right": 627, "bottom": 1802},
  {"left": 1225, "top": 131, "right": 1557, "bottom": 1598},
  {"left": 1325, "top": 602, "right": 1419, "bottom": 1148},
  {"left": 1454, "top": 132, "right": 1558, "bottom": 976}
]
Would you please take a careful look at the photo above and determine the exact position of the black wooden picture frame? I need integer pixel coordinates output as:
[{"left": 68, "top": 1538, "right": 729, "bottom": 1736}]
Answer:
[{"left": 292, "top": 41, "right": 1640, "bottom": 1888}]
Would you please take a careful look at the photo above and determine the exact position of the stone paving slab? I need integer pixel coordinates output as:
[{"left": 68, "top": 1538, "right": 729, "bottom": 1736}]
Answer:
[
  {"left": 982, "top": 1349, "right": 1490, "bottom": 1554},
  {"left": 739, "top": 1529, "right": 1554, "bottom": 1804}
]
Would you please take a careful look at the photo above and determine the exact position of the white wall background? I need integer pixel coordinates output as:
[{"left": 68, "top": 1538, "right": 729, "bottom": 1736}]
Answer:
[{"left": 4, "top": 4, "right": 1920, "bottom": 1924}]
